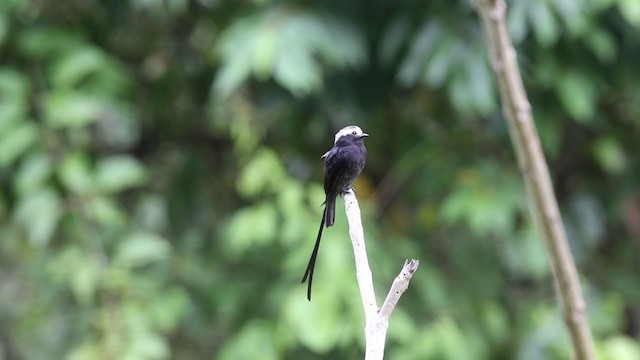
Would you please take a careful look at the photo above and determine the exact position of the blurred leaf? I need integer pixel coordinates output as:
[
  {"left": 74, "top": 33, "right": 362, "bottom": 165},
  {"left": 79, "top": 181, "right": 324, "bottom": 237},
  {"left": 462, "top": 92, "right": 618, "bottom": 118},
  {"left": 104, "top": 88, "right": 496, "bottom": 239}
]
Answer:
[
  {"left": 397, "top": 21, "right": 442, "bottom": 86},
  {"left": 0, "top": 69, "right": 29, "bottom": 123},
  {"left": 14, "top": 188, "right": 62, "bottom": 246},
  {"left": 71, "top": 257, "right": 100, "bottom": 305},
  {"left": 589, "top": 292, "right": 624, "bottom": 335},
  {"left": 116, "top": 231, "right": 170, "bottom": 267},
  {"left": 529, "top": 1, "right": 559, "bottom": 45},
  {"left": 218, "top": 321, "right": 279, "bottom": 360},
  {"left": 276, "top": 181, "right": 311, "bottom": 245},
  {"left": 508, "top": 0, "right": 529, "bottom": 43},
  {"left": 237, "top": 147, "right": 286, "bottom": 197},
  {"left": 536, "top": 115, "right": 562, "bottom": 157},
  {"left": 379, "top": 16, "right": 411, "bottom": 65},
  {"left": 131, "top": 0, "right": 188, "bottom": 15},
  {"left": 519, "top": 308, "right": 570, "bottom": 359},
  {"left": 0, "top": 14, "right": 7, "bottom": 46},
  {"left": 273, "top": 44, "right": 322, "bottom": 96},
  {"left": 49, "top": 246, "right": 100, "bottom": 304},
  {"left": 584, "top": 28, "right": 617, "bottom": 62},
  {"left": 619, "top": 0, "right": 640, "bottom": 26},
  {"left": 88, "top": 195, "right": 127, "bottom": 228},
  {"left": 285, "top": 291, "right": 342, "bottom": 353},
  {"left": 430, "top": 317, "right": 471, "bottom": 359},
  {"left": 51, "top": 46, "right": 114, "bottom": 90},
  {"left": 448, "top": 54, "right": 495, "bottom": 115},
  {"left": 45, "top": 92, "right": 104, "bottom": 128},
  {"left": 480, "top": 302, "right": 509, "bottom": 345},
  {"left": 386, "top": 308, "right": 418, "bottom": 343},
  {"left": 423, "top": 32, "right": 454, "bottom": 87},
  {"left": 95, "top": 156, "right": 148, "bottom": 193},
  {"left": 225, "top": 202, "right": 277, "bottom": 256},
  {"left": 148, "top": 287, "right": 189, "bottom": 331},
  {"left": 0, "top": 121, "right": 38, "bottom": 167},
  {"left": 135, "top": 194, "right": 168, "bottom": 233},
  {"left": 215, "top": 6, "right": 366, "bottom": 97},
  {"left": 0, "top": 68, "right": 31, "bottom": 108},
  {"left": 593, "top": 136, "right": 626, "bottom": 174},
  {"left": 569, "top": 193, "right": 605, "bottom": 248},
  {"left": 553, "top": 0, "right": 587, "bottom": 35},
  {"left": 441, "top": 165, "right": 523, "bottom": 236},
  {"left": 14, "top": 152, "right": 53, "bottom": 196},
  {"left": 500, "top": 226, "right": 549, "bottom": 279},
  {"left": 122, "top": 303, "right": 170, "bottom": 359},
  {"left": 59, "top": 152, "right": 94, "bottom": 194},
  {"left": 17, "top": 27, "right": 81, "bottom": 59},
  {"left": 601, "top": 336, "right": 640, "bottom": 360},
  {"left": 556, "top": 71, "right": 596, "bottom": 122}
]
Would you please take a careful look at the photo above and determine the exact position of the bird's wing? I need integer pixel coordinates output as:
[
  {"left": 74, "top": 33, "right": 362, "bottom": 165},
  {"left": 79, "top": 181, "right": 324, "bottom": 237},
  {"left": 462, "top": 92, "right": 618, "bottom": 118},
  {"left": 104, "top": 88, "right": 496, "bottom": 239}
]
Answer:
[{"left": 323, "top": 147, "right": 348, "bottom": 195}]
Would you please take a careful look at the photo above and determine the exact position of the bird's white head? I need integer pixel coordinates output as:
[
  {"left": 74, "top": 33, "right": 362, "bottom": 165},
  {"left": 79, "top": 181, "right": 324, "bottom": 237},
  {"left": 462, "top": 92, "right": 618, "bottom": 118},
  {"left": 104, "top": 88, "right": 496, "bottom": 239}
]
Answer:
[{"left": 334, "top": 125, "right": 369, "bottom": 144}]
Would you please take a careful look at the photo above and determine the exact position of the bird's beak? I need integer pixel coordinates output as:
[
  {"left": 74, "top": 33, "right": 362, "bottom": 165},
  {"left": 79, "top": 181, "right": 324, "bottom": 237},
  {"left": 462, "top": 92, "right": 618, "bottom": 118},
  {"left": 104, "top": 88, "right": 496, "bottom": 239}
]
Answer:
[{"left": 361, "top": 133, "right": 369, "bottom": 138}]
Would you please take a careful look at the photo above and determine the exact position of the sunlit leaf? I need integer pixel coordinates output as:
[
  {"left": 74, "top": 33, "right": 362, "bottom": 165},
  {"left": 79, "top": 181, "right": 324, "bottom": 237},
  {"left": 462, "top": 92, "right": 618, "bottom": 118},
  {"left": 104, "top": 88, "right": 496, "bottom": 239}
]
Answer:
[
  {"left": 601, "top": 336, "right": 640, "bottom": 360},
  {"left": 619, "top": 0, "right": 640, "bottom": 26}
]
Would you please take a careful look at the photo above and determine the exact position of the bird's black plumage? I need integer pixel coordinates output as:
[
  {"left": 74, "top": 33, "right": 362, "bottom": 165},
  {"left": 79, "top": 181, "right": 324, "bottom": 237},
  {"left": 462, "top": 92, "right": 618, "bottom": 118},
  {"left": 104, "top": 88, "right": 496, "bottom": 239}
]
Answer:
[{"left": 301, "top": 126, "right": 368, "bottom": 301}]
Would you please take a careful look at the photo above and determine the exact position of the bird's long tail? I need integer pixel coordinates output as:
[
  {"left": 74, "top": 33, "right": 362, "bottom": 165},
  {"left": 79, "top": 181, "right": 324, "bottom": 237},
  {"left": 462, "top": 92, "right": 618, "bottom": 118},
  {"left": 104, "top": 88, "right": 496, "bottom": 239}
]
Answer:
[
  {"left": 301, "top": 206, "right": 326, "bottom": 301},
  {"left": 325, "top": 195, "right": 336, "bottom": 228}
]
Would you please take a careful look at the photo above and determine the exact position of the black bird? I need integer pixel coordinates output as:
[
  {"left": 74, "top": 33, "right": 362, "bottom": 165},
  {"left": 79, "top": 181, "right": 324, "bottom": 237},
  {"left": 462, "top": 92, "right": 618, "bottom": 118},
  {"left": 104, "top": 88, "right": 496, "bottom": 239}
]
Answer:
[{"left": 301, "top": 125, "right": 368, "bottom": 301}]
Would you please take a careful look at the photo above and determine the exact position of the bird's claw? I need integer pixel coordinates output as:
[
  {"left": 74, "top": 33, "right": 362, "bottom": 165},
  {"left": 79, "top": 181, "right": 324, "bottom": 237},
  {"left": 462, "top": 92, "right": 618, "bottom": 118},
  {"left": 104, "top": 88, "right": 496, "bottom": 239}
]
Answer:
[{"left": 340, "top": 187, "right": 356, "bottom": 197}]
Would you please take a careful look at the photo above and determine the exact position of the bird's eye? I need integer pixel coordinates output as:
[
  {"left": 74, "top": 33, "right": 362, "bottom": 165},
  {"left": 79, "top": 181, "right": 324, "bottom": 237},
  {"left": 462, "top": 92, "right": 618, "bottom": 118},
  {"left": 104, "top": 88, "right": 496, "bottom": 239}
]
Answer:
[{"left": 352, "top": 131, "right": 357, "bottom": 135}]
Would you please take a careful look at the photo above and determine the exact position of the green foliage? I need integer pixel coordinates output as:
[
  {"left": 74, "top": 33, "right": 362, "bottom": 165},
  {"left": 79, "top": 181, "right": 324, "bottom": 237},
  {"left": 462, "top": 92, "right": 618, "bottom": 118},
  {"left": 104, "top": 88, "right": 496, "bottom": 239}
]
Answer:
[
  {"left": 215, "top": 5, "right": 366, "bottom": 97},
  {"left": 0, "top": 0, "right": 639, "bottom": 359}
]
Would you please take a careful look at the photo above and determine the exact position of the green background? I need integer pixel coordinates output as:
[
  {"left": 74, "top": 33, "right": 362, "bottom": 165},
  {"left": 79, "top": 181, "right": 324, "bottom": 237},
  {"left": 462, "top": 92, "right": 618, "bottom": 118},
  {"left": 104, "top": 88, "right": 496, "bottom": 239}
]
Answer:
[{"left": 1, "top": 0, "right": 639, "bottom": 359}]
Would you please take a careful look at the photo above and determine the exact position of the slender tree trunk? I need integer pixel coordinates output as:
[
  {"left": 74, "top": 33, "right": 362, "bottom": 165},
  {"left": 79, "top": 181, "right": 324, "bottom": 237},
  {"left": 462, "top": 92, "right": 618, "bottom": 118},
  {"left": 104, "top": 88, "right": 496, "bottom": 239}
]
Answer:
[{"left": 474, "top": 1, "right": 597, "bottom": 359}]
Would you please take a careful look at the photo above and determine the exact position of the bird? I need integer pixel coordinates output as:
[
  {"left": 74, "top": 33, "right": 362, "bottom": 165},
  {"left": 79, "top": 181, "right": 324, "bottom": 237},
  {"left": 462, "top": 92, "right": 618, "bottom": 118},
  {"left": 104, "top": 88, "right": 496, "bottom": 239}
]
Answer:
[{"left": 301, "top": 125, "right": 368, "bottom": 301}]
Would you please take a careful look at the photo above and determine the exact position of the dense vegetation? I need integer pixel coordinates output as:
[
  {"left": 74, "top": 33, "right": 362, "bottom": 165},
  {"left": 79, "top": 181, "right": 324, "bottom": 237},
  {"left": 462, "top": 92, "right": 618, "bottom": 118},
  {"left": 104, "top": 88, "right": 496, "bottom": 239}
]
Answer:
[{"left": 1, "top": 0, "right": 639, "bottom": 358}]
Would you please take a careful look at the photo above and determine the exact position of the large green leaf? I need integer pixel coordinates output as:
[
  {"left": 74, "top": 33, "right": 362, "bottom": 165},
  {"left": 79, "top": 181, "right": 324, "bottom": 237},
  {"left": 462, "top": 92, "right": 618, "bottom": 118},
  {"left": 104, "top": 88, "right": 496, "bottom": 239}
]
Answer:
[{"left": 214, "top": 6, "right": 366, "bottom": 97}]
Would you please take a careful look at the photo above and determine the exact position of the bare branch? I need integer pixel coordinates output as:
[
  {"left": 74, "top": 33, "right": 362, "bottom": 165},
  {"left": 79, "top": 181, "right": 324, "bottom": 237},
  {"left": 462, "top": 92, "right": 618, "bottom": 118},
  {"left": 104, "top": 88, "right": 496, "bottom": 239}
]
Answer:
[
  {"left": 379, "top": 260, "right": 420, "bottom": 320},
  {"left": 343, "top": 191, "right": 420, "bottom": 360},
  {"left": 344, "top": 190, "right": 378, "bottom": 319}
]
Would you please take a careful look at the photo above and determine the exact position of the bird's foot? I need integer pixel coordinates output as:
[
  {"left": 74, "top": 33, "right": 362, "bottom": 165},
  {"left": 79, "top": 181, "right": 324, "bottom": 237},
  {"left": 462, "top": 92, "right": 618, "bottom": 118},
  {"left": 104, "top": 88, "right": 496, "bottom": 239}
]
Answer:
[{"left": 340, "top": 187, "right": 356, "bottom": 197}]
